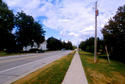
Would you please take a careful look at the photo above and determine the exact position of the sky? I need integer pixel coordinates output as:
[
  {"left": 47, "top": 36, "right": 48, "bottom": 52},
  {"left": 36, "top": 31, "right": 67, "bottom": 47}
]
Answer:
[{"left": 3, "top": 0, "right": 125, "bottom": 46}]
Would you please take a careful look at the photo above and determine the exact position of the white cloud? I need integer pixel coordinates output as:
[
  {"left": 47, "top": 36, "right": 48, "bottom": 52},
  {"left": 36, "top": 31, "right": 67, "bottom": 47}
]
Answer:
[
  {"left": 3, "top": 0, "right": 125, "bottom": 45},
  {"left": 68, "top": 32, "right": 79, "bottom": 37}
]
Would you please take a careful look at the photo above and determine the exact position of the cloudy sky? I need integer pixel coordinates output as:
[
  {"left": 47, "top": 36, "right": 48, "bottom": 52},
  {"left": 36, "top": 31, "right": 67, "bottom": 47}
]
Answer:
[{"left": 3, "top": 0, "right": 125, "bottom": 45}]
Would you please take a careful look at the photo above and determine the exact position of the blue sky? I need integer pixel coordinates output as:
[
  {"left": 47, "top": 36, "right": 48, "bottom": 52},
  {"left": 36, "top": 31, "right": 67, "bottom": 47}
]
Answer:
[{"left": 3, "top": 0, "right": 125, "bottom": 45}]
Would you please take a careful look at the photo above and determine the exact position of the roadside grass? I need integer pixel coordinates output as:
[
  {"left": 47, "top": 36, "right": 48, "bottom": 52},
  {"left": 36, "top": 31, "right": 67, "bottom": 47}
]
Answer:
[
  {"left": 79, "top": 51, "right": 125, "bottom": 84},
  {"left": 0, "top": 51, "right": 7, "bottom": 56},
  {"left": 0, "top": 51, "right": 31, "bottom": 57},
  {"left": 11, "top": 51, "right": 75, "bottom": 84}
]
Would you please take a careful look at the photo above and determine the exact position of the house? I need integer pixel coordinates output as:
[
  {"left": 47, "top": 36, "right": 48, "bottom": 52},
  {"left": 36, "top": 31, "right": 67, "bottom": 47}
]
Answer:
[
  {"left": 39, "top": 41, "right": 47, "bottom": 50},
  {"left": 23, "top": 41, "right": 47, "bottom": 51}
]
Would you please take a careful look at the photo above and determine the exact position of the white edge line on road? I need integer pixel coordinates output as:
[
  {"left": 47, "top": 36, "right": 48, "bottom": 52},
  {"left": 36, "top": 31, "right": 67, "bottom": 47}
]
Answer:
[
  {"left": 0, "top": 51, "right": 71, "bottom": 74},
  {"left": 3, "top": 51, "right": 71, "bottom": 84},
  {"left": 0, "top": 56, "right": 53, "bottom": 74},
  {"left": 0, "top": 51, "right": 72, "bottom": 84}
]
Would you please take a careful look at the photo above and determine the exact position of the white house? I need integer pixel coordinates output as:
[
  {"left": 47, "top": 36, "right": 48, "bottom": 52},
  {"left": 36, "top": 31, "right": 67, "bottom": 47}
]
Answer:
[
  {"left": 23, "top": 41, "right": 47, "bottom": 51},
  {"left": 39, "top": 41, "right": 47, "bottom": 50}
]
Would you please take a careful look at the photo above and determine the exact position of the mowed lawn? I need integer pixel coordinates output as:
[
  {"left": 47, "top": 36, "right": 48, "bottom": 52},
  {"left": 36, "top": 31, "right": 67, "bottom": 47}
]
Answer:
[
  {"left": 12, "top": 51, "right": 75, "bottom": 84},
  {"left": 0, "top": 51, "right": 15, "bottom": 56},
  {"left": 0, "top": 51, "right": 29, "bottom": 57},
  {"left": 79, "top": 51, "right": 125, "bottom": 84}
]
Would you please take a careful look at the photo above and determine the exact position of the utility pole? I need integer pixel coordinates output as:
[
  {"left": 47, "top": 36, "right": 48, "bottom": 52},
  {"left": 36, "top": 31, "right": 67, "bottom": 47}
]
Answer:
[{"left": 94, "top": 1, "right": 98, "bottom": 63}]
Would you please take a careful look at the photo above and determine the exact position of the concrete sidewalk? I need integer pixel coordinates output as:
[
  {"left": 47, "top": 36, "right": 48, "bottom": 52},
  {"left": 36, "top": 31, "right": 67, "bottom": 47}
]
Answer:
[{"left": 62, "top": 51, "right": 88, "bottom": 84}]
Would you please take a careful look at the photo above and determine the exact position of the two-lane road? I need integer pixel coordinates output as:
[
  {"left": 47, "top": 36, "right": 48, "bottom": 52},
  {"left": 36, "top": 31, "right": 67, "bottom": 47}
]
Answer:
[{"left": 0, "top": 50, "right": 72, "bottom": 84}]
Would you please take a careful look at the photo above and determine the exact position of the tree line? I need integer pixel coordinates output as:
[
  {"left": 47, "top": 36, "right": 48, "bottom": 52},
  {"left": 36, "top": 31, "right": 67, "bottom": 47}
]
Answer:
[
  {"left": 0, "top": 0, "right": 45, "bottom": 52},
  {"left": 47, "top": 37, "right": 73, "bottom": 50},
  {"left": 79, "top": 5, "right": 125, "bottom": 63},
  {"left": 79, "top": 37, "right": 104, "bottom": 54}
]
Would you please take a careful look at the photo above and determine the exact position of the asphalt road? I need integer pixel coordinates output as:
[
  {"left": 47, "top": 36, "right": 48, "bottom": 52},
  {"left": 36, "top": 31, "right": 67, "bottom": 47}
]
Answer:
[{"left": 0, "top": 50, "right": 72, "bottom": 84}]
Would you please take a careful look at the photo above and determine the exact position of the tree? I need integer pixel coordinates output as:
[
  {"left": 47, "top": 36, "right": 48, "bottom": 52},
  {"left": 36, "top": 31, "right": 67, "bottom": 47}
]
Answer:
[
  {"left": 0, "top": 0, "right": 15, "bottom": 51},
  {"left": 79, "top": 41, "right": 86, "bottom": 51},
  {"left": 32, "top": 21, "right": 45, "bottom": 46},
  {"left": 73, "top": 45, "right": 77, "bottom": 50},
  {"left": 47, "top": 37, "right": 62, "bottom": 50},
  {"left": 102, "top": 5, "right": 125, "bottom": 62},
  {"left": 62, "top": 41, "right": 73, "bottom": 50},
  {"left": 66, "top": 41, "right": 73, "bottom": 50},
  {"left": 15, "top": 11, "right": 45, "bottom": 49},
  {"left": 79, "top": 37, "right": 94, "bottom": 52},
  {"left": 79, "top": 37, "right": 104, "bottom": 53}
]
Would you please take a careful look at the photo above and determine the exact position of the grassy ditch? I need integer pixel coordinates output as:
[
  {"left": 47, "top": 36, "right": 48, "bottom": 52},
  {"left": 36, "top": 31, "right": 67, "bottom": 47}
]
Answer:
[
  {"left": 12, "top": 51, "right": 75, "bottom": 84},
  {"left": 79, "top": 51, "right": 125, "bottom": 84}
]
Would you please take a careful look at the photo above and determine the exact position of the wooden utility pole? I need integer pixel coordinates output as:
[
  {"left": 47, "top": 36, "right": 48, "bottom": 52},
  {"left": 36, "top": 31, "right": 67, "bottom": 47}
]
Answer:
[
  {"left": 105, "top": 45, "right": 110, "bottom": 63},
  {"left": 94, "top": 1, "right": 98, "bottom": 63}
]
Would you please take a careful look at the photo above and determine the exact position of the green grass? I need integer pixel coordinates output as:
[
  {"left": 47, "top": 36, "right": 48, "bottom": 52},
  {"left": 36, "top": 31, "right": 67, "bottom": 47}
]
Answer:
[
  {"left": 12, "top": 51, "right": 75, "bottom": 84},
  {"left": 0, "top": 51, "right": 8, "bottom": 56},
  {"left": 0, "top": 51, "right": 32, "bottom": 57},
  {"left": 79, "top": 51, "right": 125, "bottom": 84}
]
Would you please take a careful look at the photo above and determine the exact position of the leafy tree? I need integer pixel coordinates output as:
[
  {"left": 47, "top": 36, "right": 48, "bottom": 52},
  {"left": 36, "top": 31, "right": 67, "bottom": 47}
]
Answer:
[
  {"left": 102, "top": 5, "right": 125, "bottom": 62},
  {"left": 47, "top": 37, "right": 62, "bottom": 50},
  {"left": 79, "top": 37, "right": 94, "bottom": 52},
  {"left": 32, "top": 21, "right": 45, "bottom": 46},
  {"left": 15, "top": 11, "right": 45, "bottom": 49},
  {"left": 66, "top": 41, "right": 73, "bottom": 50},
  {"left": 79, "top": 37, "right": 104, "bottom": 53},
  {"left": 62, "top": 41, "right": 73, "bottom": 50},
  {"left": 62, "top": 41, "right": 67, "bottom": 49},
  {"left": 0, "top": 0, "right": 15, "bottom": 51},
  {"left": 69, "top": 41, "right": 73, "bottom": 50},
  {"left": 73, "top": 46, "right": 77, "bottom": 49},
  {"left": 79, "top": 41, "right": 86, "bottom": 51}
]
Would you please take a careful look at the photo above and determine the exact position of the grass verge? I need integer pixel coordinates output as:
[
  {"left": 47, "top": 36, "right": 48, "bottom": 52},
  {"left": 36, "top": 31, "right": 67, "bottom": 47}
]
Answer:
[
  {"left": 12, "top": 51, "right": 75, "bottom": 84},
  {"left": 0, "top": 51, "right": 31, "bottom": 57},
  {"left": 79, "top": 51, "right": 125, "bottom": 84}
]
